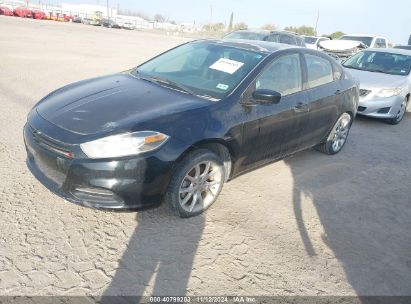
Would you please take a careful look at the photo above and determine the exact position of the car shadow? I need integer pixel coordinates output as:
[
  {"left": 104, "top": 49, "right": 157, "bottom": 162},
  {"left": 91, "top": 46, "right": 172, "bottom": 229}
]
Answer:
[
  {"left": 101, "top": 204, "right": 204, "bottom": 299},
  {"left": 284, "top": 116, "right": 411, "bottom": 295}
]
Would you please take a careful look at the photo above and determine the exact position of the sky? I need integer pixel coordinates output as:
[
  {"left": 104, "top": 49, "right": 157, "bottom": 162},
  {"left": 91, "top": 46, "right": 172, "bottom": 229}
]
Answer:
[{"left": 52, "top": 0, "right": 410, "bottom": 44}]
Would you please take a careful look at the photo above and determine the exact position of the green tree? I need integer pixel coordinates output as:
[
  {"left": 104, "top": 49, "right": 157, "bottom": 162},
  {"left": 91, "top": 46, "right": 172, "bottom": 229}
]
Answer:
[
  {"left": 284, "top": 25, "right": 315, "bottom": 36},
  {"left": 227, "top": 12, "right": 234, "bottom": 32},
  {"left": 330, "top": 31, "right": 345, "bottom": 39},
  {"left": 154, "top": 14, "right": 166, "bottom": 23},
  {"left": 261, "top": 23, "right": 276, "bottom": 31},
  {"left": 233, "top": 22, "right": 248, "bottom": 31},
  {"left": 203, "top": 22, "right": 225, "bottom": 32}
]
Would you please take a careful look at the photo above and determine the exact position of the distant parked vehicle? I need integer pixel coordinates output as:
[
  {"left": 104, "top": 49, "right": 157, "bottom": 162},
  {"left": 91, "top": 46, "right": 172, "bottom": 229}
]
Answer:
[
  {"left": 47, "top": 12, "right": 72, "bottom": 22},
  {"left": 72, "top": 16, "right": 82, "bottom": 23},
  {"left": 122, "top": 21, "right": 135, "bottom": 30},
  {"left": 0, "top": 6, "right": 13, "bottom": 16},
  {"left": 31, "top": 10, "right": 46, "bottom": 20},
  {"left": 343, "top": 48, "right": 411, "bottom": 125},
  {"left": 13, "top": 7, "right": 32, "bottom": 18},
  {"left": 408, "top": 35, "right": 411, "bottom": 45},
  {"left": 102, "top": 18, "right": 121, "bottom": 28},
  {"left": 224, "top": 30, "right": 306, "bottom": 47},
  {"left": 303, "top": 36, "right": 330, "bottom": 50},
  {"left": 394, "top": 45, "right": 411, "bottom": 51},
  {"left": 89, "top": 10, "right": 103, "bottom": 26},
  {"left": 319, "top": 35, "right": 388, "bottom": 61}
]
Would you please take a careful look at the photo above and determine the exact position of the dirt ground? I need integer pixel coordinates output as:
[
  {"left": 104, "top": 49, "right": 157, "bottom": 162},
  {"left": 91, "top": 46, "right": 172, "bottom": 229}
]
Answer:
[{"left": 0, "top": 16, "right": 410, "bottom": 297}]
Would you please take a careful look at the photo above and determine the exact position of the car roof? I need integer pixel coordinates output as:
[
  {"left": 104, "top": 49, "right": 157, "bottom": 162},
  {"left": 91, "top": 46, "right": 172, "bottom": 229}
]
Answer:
[
  {"left": 202, "top": 39, "right": 297, "bottom": 53},
  {"left": 342, "top": 34, "right": 386, "bottom": 39},
  {"left": 229, "top": 29, "right": 270, "bottom": 34},
  {"left": 363, "top": 48, "right": 411, "bottom": 56}
]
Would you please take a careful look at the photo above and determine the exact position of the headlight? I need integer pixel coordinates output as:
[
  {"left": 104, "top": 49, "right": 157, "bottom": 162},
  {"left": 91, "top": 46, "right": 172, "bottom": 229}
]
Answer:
[
  {"left": 80, "top": 131, "right": 169, "bottom": 159},
  {"left": 374, "top": 88, "right": 404, "bottom": 98}
]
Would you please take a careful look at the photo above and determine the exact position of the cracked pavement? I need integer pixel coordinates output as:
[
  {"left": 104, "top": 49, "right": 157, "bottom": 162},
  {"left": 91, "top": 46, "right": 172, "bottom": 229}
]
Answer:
[{"left": 0, "top": 16, "right": 410, "bottom": 297}]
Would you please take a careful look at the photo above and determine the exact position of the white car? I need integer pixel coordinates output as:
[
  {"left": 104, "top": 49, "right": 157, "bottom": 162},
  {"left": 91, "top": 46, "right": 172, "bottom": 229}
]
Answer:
[
  {"left": 343, "top": 48, "right": 411, "bottom": 125},
  {"left": 303, "top": 36, "right": 330, "bottom": 50},
  {"left": 319, "top": 35, "right": 388, "bottom": 61}
]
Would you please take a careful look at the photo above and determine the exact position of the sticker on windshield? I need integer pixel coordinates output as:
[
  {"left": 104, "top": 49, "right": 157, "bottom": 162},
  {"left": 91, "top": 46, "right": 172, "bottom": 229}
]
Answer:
[
  {"left": 209, "top": 58, "right": 244, "bottom": 74},
  {"left": 216, "top": 83, "right": 229, "bottom": 90}
]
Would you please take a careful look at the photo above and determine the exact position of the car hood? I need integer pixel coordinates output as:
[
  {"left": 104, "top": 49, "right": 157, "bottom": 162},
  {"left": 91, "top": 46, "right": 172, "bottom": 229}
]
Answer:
[
  {"left": 344, "top": 68, "right": 407, "bottom": 89},
  {"left": 319, "top": 40, "right": 367, "bottom": 51},
  {"left": 36, "top": 73, "right": 209, "bottom": 136}
]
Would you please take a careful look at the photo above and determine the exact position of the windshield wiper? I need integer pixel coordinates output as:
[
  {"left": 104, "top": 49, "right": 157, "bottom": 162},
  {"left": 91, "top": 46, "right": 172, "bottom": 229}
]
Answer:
[
  {"left": 134, "top": 70, "right": 197, "bottom": 96},
  {"left": 343, "top": 65, "right": 364, "bottom": 71},
  {"left": 367, "top": 69, "right": 386, "bottom": 74}
]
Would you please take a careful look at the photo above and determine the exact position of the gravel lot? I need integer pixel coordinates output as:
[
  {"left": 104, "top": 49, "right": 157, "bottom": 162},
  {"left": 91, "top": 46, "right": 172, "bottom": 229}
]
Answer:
[{"left": 1, "top": 16, "right": 410, "bottom": 297}]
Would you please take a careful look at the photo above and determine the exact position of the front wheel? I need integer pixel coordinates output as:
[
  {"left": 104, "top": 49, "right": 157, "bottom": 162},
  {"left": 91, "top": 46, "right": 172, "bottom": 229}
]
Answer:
[
  {"left": 388, "top": 97, "right": 408, "bottom": 125},
  {"left": 166, "top": 149, "right": 225, "bottom": 218},
  {"left": 315, "top": 112, "right": 352, "bottom": 155}
]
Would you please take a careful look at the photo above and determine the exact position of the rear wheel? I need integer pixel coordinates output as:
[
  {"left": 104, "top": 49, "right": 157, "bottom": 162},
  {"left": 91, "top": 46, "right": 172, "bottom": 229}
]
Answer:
[
  {"left": 315, "top": 113, "right": 352, "bottom": 155},
  {"left": 166, "top": 149, "right": 225, "bottom": 218},
  {"left": 388, "top": 97, "right": 407, "bottom": 125}
]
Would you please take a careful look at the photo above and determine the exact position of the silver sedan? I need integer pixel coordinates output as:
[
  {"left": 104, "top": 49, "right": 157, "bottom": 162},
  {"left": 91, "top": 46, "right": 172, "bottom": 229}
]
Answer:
[{"left": 343, "top": 48, "right": 411, "bottom": 124}]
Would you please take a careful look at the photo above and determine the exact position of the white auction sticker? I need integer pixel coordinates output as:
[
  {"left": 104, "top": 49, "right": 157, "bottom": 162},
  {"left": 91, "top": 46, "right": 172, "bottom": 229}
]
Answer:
[{"left": 209, "top": 58, "right": 244, "bottom": 74}]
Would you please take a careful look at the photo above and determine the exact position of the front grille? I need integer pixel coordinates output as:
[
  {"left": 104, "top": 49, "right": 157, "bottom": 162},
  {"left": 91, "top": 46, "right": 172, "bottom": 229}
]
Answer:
[
  {"left": 360, "top": 89, "right": 371, "bottom": 97},
  {"left": 31, "top": 127, "right": 72, "bottom": 158}
]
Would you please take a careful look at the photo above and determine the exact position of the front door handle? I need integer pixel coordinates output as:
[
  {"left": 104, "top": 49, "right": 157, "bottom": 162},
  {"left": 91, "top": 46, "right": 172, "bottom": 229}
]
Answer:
[
  {"left": 335, "top": 89, "right": 342, "bottom": 95},
  {"left": 294, "top": 102, "right": 310, "bottom": 113}
]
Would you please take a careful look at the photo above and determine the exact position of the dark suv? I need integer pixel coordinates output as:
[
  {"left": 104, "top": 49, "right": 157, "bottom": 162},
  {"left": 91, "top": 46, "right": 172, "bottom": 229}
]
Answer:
[{"left": 224, "top": 30, "right": 306, "bottom": 47}]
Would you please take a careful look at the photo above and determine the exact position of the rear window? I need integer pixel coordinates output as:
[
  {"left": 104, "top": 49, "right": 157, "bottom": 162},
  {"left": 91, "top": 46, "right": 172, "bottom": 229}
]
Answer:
[{"left": 304, "top": 54, "right": 334, "bottom": 88}]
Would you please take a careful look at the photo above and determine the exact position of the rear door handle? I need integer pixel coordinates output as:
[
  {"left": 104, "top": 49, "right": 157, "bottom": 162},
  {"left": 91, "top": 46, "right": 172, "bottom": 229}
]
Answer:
[
  {"left": 294, "top": 102, "right": 310, "bottom": 113},
  {"left": 335, "top": 90, "right": 342, "bottom": 95}
]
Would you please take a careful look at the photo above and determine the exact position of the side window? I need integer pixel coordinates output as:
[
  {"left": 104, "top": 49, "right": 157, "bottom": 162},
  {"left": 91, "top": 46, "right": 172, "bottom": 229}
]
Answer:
[
  {"left": 304, "top": 53, "right": 334, "bottom": 88},
  {"left": 256, "top": 53, "right": 302, "bottom": 96},
  {"left": 280, "top": 34, "right": 296, "bottom": 45}
]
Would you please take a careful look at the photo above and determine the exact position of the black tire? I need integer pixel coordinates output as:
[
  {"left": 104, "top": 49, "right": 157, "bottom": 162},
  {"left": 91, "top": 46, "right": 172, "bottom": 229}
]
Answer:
[
  {"left": 315, "top": 112, "right": 352, "bottom": 155},
  {"left": 166, "top": 149, "right": 225, "bottom": 218},
  {"left": 387, "top": 97, "right": 408, "bottom": 125}
]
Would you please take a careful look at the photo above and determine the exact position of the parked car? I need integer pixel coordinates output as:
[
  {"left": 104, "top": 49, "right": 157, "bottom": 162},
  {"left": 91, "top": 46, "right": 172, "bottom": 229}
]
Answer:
[
  {"left": 24, "top": 40, "right": 358, "bottom": 217},
  {"left": 89, "top": 10, "right": 102, "bottom": 26},
  {"left": 13, "top": 7, "right": 32, "bottom": 18},
  {"left": 343, "top": 48, "right": 411, "bottom": 124},
  {"left": 102, "top": 18, "right": 121, "bottom": 28},
  {"left": 0, "top": 6, "right": 13, "bottom": 16},
  {"left": 71, "top": 16, "right": 82, "bottom": 23},
  {"left": 303, "top": 35, "right": 330, "bottom": 50},
  {"left": 394, "top": 45, "right": 411, "bottom": 51},
  {"left": 122, "top": 21, "right": 135, "bottom": 30},
  {"left": 31, "top": 9, "right": 46, "bottom": 20},
  {"left": 319, "top": 35, "right": 388, "bottom": 61},
  {"left": 224, "top": 30, "right": 306, "bottom": 47},
  {"left": 408, "top": 35, "right": 411, "bottom": 45}
]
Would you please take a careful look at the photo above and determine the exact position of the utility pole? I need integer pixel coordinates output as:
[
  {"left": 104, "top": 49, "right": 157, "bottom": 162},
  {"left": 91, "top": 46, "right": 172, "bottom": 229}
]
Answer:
[
  {"left": 314, "top": 9, "right": 319, "bottom": 35},
  {"left": 209, "top": 3, "right": 213, "bottom": 25},
  {"left": 106, "top": 0, "right": 109, "bottom": 17}
]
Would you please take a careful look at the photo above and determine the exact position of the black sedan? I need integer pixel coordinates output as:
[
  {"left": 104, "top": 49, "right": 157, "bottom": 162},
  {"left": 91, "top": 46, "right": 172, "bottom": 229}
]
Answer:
[{"left": 24, "top": 40, "right": 359, "bottom": 218}]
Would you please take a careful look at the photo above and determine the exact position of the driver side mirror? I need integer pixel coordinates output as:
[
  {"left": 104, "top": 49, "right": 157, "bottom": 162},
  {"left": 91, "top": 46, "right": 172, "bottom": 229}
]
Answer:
[{"left": 252, "top": 89, "right": 282, "bottom": 104}]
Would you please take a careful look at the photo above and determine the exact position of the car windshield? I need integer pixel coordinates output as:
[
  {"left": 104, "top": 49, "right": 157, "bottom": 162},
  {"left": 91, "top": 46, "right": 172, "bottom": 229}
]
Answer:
[
  {"left": 224, "top": 31, "right": 268, "bottom": 41},
  {"left": 343, "top": 51, "right": 411, "bottom": 76},
  {"left": 304, "top": 37, "right": 318, "bottom": 44},
  {"left": 134, "top": 41, "right": 266, "bottom": 100},
  {"left": 339, "top": 36, "right": 373, "bottom": 47}
]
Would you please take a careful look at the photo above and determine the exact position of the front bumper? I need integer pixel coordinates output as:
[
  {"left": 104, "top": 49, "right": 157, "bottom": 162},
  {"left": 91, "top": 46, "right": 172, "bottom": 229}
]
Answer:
[
  {"left": 24, "top": 124, "right": 175, "bottom": 210},
  {"left": 357, "top": 95, "right": 404, "bottom": 119}
]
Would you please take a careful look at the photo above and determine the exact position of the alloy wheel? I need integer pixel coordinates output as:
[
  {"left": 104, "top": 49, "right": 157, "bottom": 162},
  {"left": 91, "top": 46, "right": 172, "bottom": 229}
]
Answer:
[
  {"left": 331, "top": 114, "right": 351, "bottom": 152},
  {"left": 178, "top": 161, "right": 224, "bottom": 213}
]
